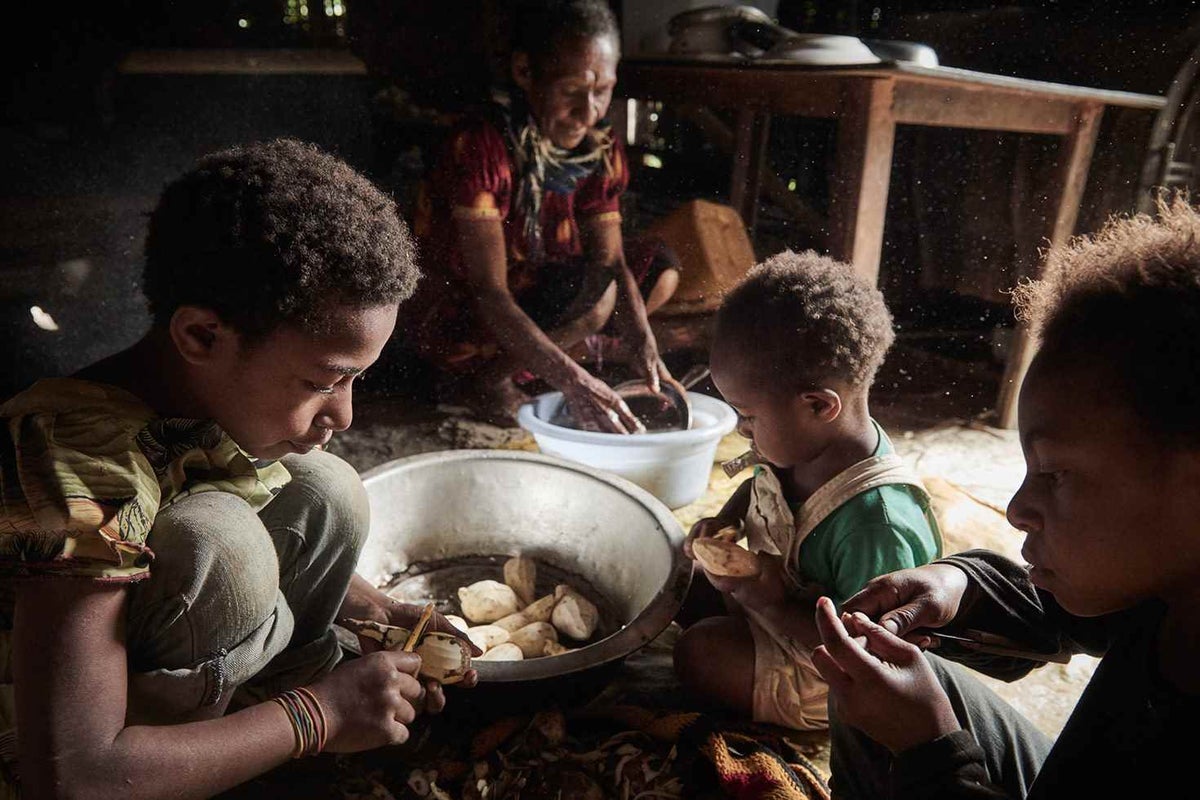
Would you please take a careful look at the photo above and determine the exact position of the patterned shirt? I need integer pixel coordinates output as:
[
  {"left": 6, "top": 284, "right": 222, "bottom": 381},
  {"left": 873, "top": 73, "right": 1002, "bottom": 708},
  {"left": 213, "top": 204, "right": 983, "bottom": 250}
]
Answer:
[
  {"left": 412, "top": 114, "right": 630, "bottom": 294},
  {"left": 0, "top": 378, "right": 291, "bottom": 584},
  {"left": 404, "top": 114, "right": 631, "bottom": 368}
]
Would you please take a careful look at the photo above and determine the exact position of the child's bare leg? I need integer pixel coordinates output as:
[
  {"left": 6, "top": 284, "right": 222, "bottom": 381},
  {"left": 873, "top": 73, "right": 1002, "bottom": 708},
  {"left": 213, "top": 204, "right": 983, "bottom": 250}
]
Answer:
[
  {"left": 673, "top": 615, "right": 756, "bottom": 715},
  {"left": 675, "top": 569, "right": 728, "bottom": 628}
]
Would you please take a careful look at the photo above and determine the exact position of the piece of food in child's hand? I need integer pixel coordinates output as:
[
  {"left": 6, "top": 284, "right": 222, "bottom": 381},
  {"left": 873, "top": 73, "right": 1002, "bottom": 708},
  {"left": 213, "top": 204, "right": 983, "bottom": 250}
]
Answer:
[
  {"left": 692, "top": 537, "right": 762, "bottom": 578},
  {"left": 503, "top": 555, "right": 538, "bottom": 607},
  {"left": 551, "top": 585, "right": 599, "bottom": 641},
  {"left": 508, "top": 621, "right": 559, "bottom": 657},
  {"left": 492, "top": 593, "right": 558, "bottom": 632},
  {"left": 465, "top": 624, "right": 511, "bottom": 653},
  {"left": 714, "top": 524, "right": 741, "bottom": 541},
  {"left": 476, "top": 642, "right": 525, "bottom": 661},
  {"left": 458, "top": 579, "right": 522, "bottom": 624}
]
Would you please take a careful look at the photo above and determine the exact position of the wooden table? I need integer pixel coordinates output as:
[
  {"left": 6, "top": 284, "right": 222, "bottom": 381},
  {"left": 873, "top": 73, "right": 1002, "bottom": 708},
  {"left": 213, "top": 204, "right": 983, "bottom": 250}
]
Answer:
[{"left": 618, "top": 57, "right": 1164, "bottom": 428}]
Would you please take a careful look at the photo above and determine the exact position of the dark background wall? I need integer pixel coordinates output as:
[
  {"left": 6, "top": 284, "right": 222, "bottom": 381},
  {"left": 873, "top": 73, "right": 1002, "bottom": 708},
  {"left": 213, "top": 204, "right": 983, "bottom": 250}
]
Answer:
[{"left": 1, "top": 0, "right": 1197, "bottom": 398}]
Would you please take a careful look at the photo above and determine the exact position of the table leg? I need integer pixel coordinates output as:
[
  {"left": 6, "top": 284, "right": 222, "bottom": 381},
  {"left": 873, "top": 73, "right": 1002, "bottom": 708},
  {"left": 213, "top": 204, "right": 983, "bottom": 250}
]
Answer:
[
  {"left": 828, "top": 79, "right": 897, "bottom": 285},
  {"left": 729, "top": 108, "right": 771, "bottom": 236},
  {"left": 995, "top": 103, "right": 1104, "bottom": 429},
  {"left": 679, "top": 105, "right": 827, "bottom": 239}
]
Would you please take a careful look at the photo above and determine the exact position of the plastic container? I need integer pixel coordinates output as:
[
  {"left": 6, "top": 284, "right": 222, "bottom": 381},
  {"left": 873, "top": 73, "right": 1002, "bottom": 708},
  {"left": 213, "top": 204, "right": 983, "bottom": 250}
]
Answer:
[{"left": 517, "top": 391, "right": 738, "bottom": 509}]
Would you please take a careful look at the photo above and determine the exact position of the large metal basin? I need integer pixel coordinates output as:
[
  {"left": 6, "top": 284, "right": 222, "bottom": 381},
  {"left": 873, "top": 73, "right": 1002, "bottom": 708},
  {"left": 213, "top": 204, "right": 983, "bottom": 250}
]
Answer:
[{"left": 356, "top": 449, "right": 691, "bottom": 688}]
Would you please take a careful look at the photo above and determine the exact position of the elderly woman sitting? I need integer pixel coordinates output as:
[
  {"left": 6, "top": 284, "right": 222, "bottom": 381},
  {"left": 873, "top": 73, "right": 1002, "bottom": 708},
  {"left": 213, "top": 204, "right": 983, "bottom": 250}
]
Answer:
[{"left": 403, "top": 0, "right": 680, "bottom": 431}]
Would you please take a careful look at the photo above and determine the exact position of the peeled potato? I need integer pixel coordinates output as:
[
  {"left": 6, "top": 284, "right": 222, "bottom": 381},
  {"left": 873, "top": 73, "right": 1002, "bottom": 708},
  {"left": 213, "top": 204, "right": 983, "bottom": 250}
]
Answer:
[
  {"left": 458, "top": 580, "right": 522, "bottom": 624},
  {"left": 444, "top": 614, "right": 469, "bottom": 633},
  {"left": 551, "top": 585, "right": 599, "bottom": 641},
  {"left": 465, "top": 624, "right": 511, "bottom": 652},
  {"left": 503, "top": 555, "right": 537, "bottom": 607},
  {"left": 492, "top": 594, "right": 558, "bottom": 632},
  {"left": 476, "top": 642, "right": 524, "bottom": 661},
  {"left": 692, "top": 537, "right": 762, "bottom": 578},
  {"left": 509, "top": 621, "right": 558, "bottom": 658}
]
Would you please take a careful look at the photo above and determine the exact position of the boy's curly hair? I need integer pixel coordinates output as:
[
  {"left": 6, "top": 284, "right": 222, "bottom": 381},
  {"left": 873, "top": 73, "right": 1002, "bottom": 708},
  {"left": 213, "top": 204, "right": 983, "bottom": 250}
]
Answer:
[
  {"left": 714, "top": 250, "right": 896, "bottom": 390},
  {"left": 143, "top": 138, "right": 419, "bottom": 343},
  {"left": 1013, "top": 195, "right": 1200, "bottom": 443}
]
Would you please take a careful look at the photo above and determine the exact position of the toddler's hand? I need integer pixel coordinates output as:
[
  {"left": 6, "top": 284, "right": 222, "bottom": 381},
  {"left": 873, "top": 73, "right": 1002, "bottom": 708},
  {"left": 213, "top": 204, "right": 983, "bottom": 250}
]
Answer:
[{"left": 706, "top": 552, "right": 789, "bottom": 610}]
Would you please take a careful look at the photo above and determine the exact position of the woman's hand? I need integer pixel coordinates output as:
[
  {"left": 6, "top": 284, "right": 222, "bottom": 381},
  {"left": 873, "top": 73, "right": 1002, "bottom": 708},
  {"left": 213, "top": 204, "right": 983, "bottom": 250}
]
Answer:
[
  {"left": 839, "top": 563, "right": 971, "bottom": 642},
  {"left": 608, "top": 305, "right": 670, "bottom": 396},
  {"left": 561, "top": 367, "right": 643, "bottom": 433},
  {"left": 307, "top": 650, "right": 433, "bottom": 752},
  {"left": 812, "top": 597, "right": 961, "bottom": 753},
  {"left": 623, "top": 327, "right": 671, "bottom": 396}
]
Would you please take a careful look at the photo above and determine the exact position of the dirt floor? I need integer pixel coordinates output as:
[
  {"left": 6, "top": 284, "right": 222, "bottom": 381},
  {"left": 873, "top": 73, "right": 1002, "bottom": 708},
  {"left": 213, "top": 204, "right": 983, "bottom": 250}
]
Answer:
[{"left": 249, "top": 338, "right": 1097, "bottom": 798}]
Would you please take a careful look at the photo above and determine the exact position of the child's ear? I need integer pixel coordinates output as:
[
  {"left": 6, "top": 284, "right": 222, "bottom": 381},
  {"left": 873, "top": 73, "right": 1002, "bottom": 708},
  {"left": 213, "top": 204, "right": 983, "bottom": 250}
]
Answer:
[
  {"left": 799, "top": 389, "right": 842, "bottom": 422},
  {"left": 169, "top": 306, "right": 235, "bottom": 365},
  {"left": 511, "top": 52, "right": 534, "bottom": 93}
]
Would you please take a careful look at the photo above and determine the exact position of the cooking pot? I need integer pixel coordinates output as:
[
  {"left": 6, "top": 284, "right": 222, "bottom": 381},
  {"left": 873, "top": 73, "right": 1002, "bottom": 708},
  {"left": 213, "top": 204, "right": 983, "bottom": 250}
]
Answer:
[{"left": 355, "top": 450, "right": 692, "bottom": 709}]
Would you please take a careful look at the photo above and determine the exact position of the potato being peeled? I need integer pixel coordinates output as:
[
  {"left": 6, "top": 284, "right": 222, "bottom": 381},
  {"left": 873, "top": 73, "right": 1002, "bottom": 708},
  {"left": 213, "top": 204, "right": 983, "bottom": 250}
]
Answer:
[
  {"left": 414, "top": 632, "right": 473, "bottom": 684},
  {"left": 458, "top": 580, "right": 522, "bottom": 624}
]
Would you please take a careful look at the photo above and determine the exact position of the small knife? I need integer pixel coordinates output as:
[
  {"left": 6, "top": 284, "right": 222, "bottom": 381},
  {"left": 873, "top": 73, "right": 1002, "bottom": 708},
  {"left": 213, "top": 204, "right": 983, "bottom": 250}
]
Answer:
[{"left": 914, "top": 628, "right": 1072, "bottom": 664}]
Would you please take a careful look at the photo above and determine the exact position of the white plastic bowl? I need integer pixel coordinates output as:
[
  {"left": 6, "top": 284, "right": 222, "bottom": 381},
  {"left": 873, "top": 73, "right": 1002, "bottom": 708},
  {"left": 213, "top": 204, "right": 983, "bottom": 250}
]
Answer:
[{"left": 517, "top": 391, "right": 738, "bottom": 509}]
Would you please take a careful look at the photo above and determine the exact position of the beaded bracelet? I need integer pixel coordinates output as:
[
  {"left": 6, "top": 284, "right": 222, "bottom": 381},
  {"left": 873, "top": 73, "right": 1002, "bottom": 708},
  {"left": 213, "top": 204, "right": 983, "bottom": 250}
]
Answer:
[
  {"left": 295, "top": 686, "right": 329, "bottom": 754},
  {"left": 273, "top": 687, "right": 328, "bottom": 758}
]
